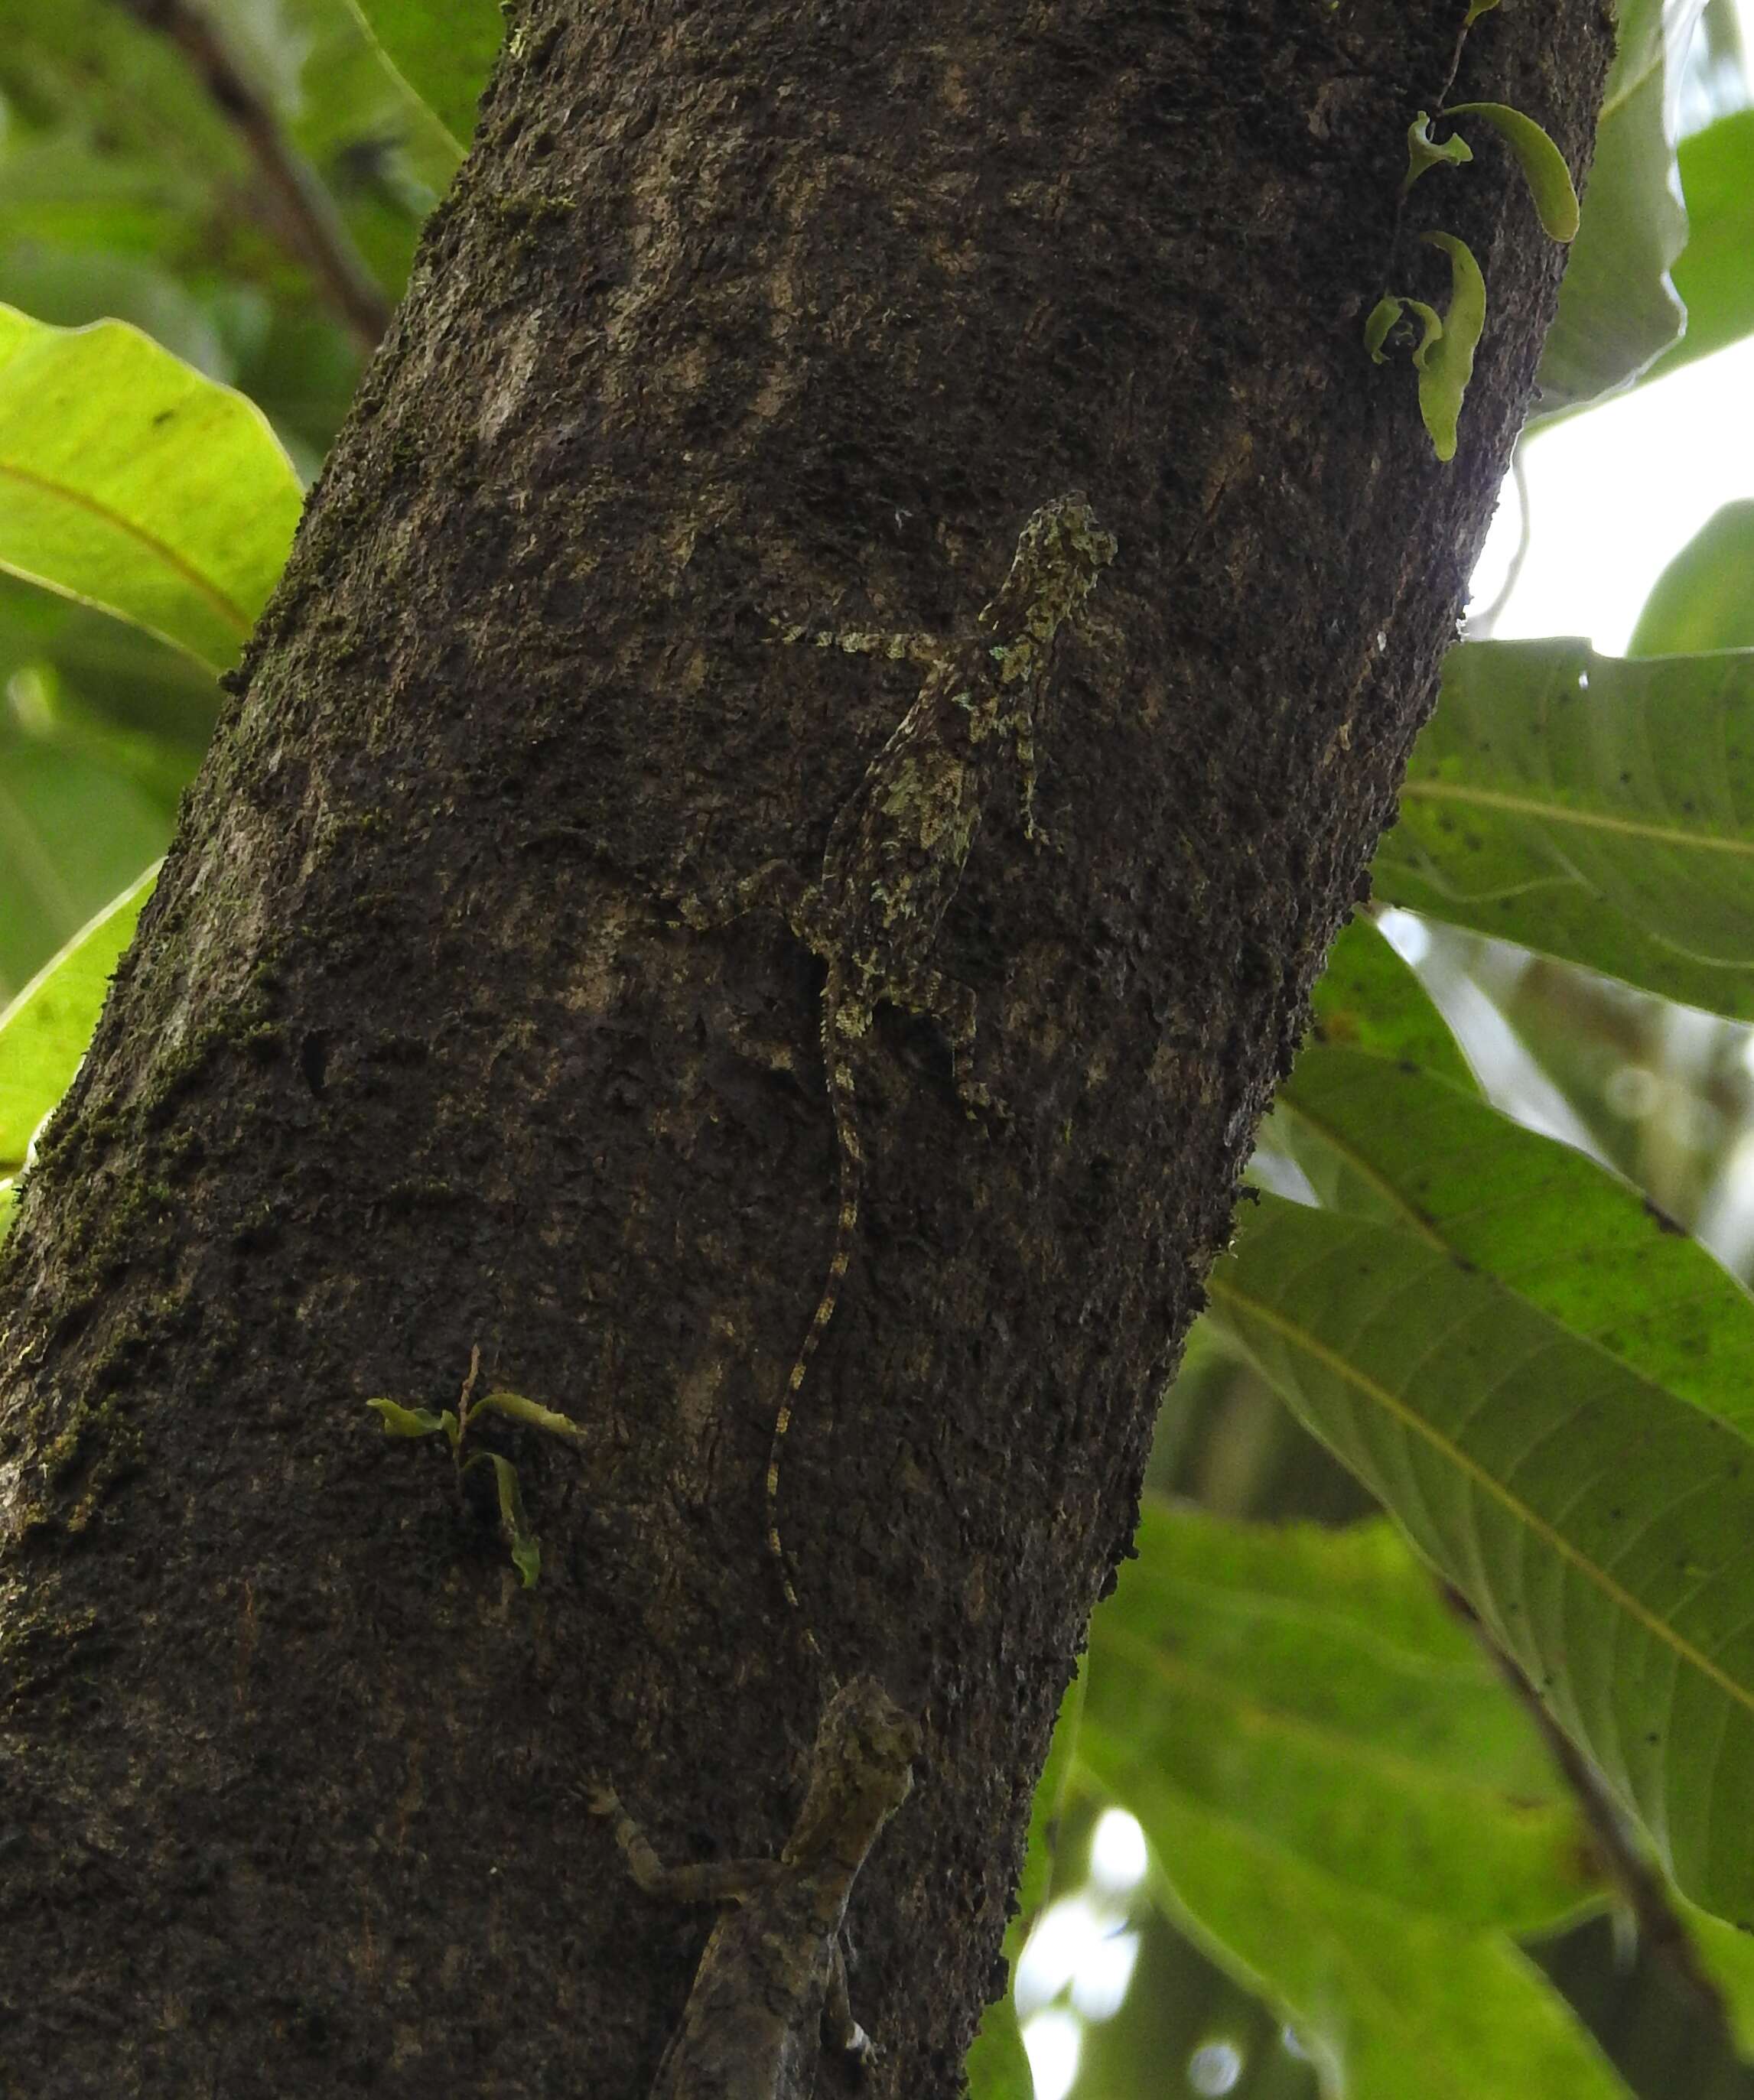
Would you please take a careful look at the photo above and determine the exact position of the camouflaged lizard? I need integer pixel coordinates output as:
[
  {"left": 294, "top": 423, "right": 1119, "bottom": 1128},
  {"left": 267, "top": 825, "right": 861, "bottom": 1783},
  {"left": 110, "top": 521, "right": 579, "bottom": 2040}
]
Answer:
[
  {"left": 681, "top": 494, "right": 1117, "bottom": 1658},
  {"left": 589, "top": 1676, "right": 920, "bottom": 2100}
]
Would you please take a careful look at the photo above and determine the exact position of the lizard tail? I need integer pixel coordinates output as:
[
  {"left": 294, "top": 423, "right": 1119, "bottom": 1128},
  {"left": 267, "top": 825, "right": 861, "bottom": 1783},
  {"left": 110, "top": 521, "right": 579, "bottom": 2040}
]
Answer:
[{"left": 766, "top": 1036, "right": 863, "bottom": 1656}]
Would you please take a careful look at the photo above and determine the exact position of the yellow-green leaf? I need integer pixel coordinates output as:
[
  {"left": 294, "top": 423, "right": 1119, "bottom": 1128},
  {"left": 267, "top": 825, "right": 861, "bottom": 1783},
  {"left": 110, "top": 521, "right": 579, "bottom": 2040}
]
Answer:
[
  {"left": 1403, "top": 111, "right": 1474, "bottom": 195},
  {"left": 1449, "top": 103, "right": 1582, "bottom": 241},
  {"left": 464, "top": 1451, "right": 541, "bottom": 1586},
  {"left": 0, "top": 863, "right": 156, "bottom": 1178},
  {"left": 1365, "top": 296, "right": 1404, "bottom": 363},
  {"left": 1417, "top": 234, "right": 1486, "bottom": 463},
  {"left": 0, "top": 306, "right": 302, "bottom": 670},
  {"left": 471, "top": 1388, "right": 591, "bottom": 1442},
  {"left": 366, "top": 1399, "right": 452, "bottom": 1438}
]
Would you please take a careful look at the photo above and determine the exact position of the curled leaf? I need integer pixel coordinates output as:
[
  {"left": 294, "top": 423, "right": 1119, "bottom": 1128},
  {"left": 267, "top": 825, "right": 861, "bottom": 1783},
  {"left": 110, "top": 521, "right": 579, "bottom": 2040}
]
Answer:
[
  {"left": 1403, "top": 300, "right": 1445, "bottom": 366},
  {"left": 463, "top": 1451, "right": 542, "bottom": 1587},
  {"left": 473, "top": 1388, "right": 591, "bottom": 1442},
  {"left": 1413, "top": 234, "right": 1486, "bottom": 462},
  {"left": 367, "top": 1399, "right": 453, "bottom": 1438},
  {"left": 1365, "top": 297, "right": 1404, "bottom": 362},
  {"left": 1447, "top": 102, "right": 1581, "bottom": 241},
  {"left": 1402, "top": 112, "right": 1474, "bottom": 195},
  {"left": 1463, "top": 0, "right": 1500, "bottom": 18}
]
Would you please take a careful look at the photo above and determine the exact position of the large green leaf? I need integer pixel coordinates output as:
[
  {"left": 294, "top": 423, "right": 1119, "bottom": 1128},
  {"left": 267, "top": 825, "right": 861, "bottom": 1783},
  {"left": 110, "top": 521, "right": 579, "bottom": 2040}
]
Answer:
[
  {"left": 0, "top": 728, "right": 168, "bottom": 999},
  {"left": 1089, "top": 1507, "right": 1599, "bottom": 1932},
  {"left": 0, "top": 863, "right": 156, "bottom": 1179},
  {"left": 1077, "top": 1507, "right": 1624, "bottom": 2098},
  {"left": 1206, "top": 1191, "right": 1754, "bottom": 1921},
  {"left": 1532, "top": 0, "right": 1696, "bottom": 412},
  {"left": 1628, "top": 502, "right": 1754, "bottom": 655},
  {"left": 1646, "top": 109, "right": 1754, "bottom": 385},
  {"left": 347, "top": 0, "right": 500, "bottom": 156},
  {"left": 0, "top": 305, "right": 302, "bottom": 669},
  {"left": 1375, "top": 638, "right": 1754, "bottom": 1017},
  {"left": 1266, "top": 1043, "right": 1754, "bottom": 1438},
  {"left": 1309, "top": 917, "right": 1476, "bottom": 1088}
]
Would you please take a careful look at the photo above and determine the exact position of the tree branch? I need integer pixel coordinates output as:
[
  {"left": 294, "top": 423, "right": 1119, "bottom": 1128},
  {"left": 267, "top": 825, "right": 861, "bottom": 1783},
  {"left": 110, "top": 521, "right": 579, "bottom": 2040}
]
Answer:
[{"left": 113, "top": 0, "right": 392, "bottom": 354}]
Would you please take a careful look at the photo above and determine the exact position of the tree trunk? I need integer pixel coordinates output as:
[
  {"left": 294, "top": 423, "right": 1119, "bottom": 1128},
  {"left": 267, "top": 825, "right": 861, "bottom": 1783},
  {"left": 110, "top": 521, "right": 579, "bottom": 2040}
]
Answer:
[{"left": 0, "top": 0, "right": 1612, "bottom": 2092}]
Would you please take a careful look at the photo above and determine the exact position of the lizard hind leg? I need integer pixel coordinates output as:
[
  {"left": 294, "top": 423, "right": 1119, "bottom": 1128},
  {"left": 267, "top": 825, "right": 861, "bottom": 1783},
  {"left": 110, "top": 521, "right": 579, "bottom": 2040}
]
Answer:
[
  {"left": 823, "top": 1936, "right": 875, "bottom": 2065},
  {"left": 889, "top": 964, "right": 1008, "bottom": 1124}
]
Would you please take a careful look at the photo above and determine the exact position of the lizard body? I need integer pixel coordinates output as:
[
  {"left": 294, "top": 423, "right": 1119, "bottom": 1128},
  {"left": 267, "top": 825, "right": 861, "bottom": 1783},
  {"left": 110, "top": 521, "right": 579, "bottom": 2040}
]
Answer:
[
  {"left": 591, "top": 1676, "right": 920, "bottom": 2100},
  {"left": 682, "top": 496, "right": 1116, "bottom": 1657}
]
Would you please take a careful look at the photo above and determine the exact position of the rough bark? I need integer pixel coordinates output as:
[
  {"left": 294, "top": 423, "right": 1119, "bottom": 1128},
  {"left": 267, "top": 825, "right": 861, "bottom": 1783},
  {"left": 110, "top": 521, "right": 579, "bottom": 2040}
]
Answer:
[{"left": 0, "top": 0, "right": 1612, "bottom": 2092}]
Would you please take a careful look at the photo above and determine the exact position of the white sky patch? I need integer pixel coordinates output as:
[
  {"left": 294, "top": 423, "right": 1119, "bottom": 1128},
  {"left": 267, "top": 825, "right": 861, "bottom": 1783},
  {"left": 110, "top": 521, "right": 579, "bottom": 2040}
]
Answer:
[
  {"left": 1069, "top": 1929, "right": 1141, "bottom": 2022},
  {"left": 1089, "top": 1808, "right": 1149, "bottom": 1893},
  {"left": 1022, "top": 2009, "right": 1083, "bottom": 2100},
  {"left": 1473, "top": 335, "right": 1754, "bottom": 652}
]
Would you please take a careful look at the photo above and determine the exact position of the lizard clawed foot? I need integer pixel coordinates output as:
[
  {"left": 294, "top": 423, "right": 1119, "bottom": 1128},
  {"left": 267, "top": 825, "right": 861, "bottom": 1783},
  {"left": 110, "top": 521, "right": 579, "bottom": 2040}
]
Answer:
[{"left": 581, "top": 1777, "right": 621, "bottom": 1819}]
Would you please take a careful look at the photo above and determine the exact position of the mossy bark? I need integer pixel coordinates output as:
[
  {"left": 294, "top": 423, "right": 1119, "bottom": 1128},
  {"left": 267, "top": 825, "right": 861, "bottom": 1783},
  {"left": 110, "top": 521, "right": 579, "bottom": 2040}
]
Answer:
[{"left": 0, "top": 0, "right": 1612, "bottom": 2091}]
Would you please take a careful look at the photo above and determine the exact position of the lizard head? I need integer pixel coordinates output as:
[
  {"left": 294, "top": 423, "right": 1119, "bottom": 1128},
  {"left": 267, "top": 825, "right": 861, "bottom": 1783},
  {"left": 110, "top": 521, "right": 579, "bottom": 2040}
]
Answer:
[
  {"left": 808, "top": 1676, "right": 921, "bottom": 1829},
  {"left": 979, "top": 492, "right": 1118, "bottom": 645}
]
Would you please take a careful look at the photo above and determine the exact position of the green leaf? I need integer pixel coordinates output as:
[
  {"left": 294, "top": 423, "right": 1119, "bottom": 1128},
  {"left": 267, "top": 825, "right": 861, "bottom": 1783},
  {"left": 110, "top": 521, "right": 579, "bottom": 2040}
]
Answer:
[
  {"left": 346, "top": 0, "right": 501, "bottom": 155},
  {"left": 1375, "top": 639, "right": 1754, "bottom": 1016},
  {"left": 1648, "top": 109, "right": 1754, "bottom": 385},
  {"left": 1076, "top": 1507, "right": 1626, "bottom": 2099},
  {"left": 1088, "top": 1506, "right": 1602, "bottom": 1931},
  {"left": 1679, "top": 1892, "right": 1754, "bottom": 2059},
  {"left": 1206, "top": 1189, "right": 1754, "bottom": 1920},
  {"left": 1365, "top": 296, "right": 1404, "bottom": 363},
  {"left": 1270, "top": 1042, "right": 1754, "bottom": 1440},
  {"left": 0, "top": 863, "right": 155, "bottom": 1175},
  {"left": 1628, "top": 502, "right": 1754, "bottom": 656},
  {"left": 366, "top": 1399, "right": 452, "bottom": 1438},
  {"left": 1417, "top": 235, "right": 1486, "bottom": 463},
  {"left": 0, "top": 727, "right": 169, "bottom": 999},
  {"left": 1402, "top": 112, "right": 1473, "bottom": 195},
  {"left": 1118, "top": 1786, "right": 1629, "bottom": 2100},
  {"left": 470, "top": 1388, "right": 591, "bottom": 1443},
  {"left": 0, "top": 304, "right": 303, "bottom": 669},
  {"left": 463, "top": 1451, "right": 541, "bottom": 1586},
  {"left": 1532, "top": 0, "right": 1694, "bottom": 411},
  {"left": 1308, "top": 918, "right": 1476, "bottom": 1089},
  {"left": 1447, "top": 103, "right": 1580, "bottom": 242},
  {"left": 1463, "top": 0, "right": 1501, "bottom": 20},
  {"left": 964, "top": 1993, "right": 1033, "bottom": 2100}
]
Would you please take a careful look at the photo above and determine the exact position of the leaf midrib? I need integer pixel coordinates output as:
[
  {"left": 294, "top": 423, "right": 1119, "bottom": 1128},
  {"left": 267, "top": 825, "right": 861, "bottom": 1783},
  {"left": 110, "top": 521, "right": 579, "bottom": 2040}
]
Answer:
[
  {"left": 0, "top": 457, "right": 252, "bottom": 637},
  {"left": 1208, "top": 1273, "right": 1754, "bottom": 1725},
  {"left": 1401, "top": 777, "right": 1754, "bottom": 857}
]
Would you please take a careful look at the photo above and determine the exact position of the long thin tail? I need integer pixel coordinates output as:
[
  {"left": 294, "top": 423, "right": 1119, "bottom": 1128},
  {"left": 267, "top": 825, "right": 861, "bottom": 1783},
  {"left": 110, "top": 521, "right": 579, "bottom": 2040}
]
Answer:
[{"left": 766, "top": 1026, "right": 863, "bottom": 1662}]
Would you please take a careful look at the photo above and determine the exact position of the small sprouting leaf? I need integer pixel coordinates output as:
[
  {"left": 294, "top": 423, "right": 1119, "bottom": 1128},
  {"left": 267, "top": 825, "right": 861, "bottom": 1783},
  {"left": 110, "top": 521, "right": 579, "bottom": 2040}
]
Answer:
[
  {"left": 1403, "top": 112, "right": 1474, "bottom": 195},
  {"left": 1464, "top": 0, "right": 1500, "bottom": 18},
  {"left": 464, "top": 1451, "right": 542, "bottom": 1587},
  {"left": 1404, "top": 301, "right": 1445, "bottom": 365},
  {"left": 366, "top": 1399, "right": 451, "bottom": 1438},
  {"left": 1417, "top": 234, "right": 1486, "bottom": 462},
  {"left": 1365, "top": 297, "right": 1404, "bottom": 362},
  {"left": 472, "top": 1388, "right": 591, "bottom": 1443},
  {"left": 1448, "top": 103, "right": 1581, "bottom": 241}
]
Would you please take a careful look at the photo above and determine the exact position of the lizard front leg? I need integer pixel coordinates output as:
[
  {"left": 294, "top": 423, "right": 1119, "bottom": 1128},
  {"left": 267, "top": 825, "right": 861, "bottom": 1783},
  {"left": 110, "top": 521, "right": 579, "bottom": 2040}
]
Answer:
[
  {"left": 588, "top": 1783, "right": 784, "bottom": 1905},
  {"left": 672, "top": 859, "right": 838, "bottom": 965}
]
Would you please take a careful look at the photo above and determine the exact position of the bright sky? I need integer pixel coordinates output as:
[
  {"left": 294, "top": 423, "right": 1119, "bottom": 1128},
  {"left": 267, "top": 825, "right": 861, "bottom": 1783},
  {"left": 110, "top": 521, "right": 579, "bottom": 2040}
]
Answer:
[
  {"left": 1471, "top": 333, "right": 1754, "bottom": 650},
  {"left": 1471, "top": 0, "right": 1754, "bottom": 652}
]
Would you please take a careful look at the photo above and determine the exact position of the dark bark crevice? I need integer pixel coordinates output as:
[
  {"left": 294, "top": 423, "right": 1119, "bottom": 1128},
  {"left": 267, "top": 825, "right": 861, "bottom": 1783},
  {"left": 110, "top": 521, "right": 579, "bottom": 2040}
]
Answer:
[{"left": 0, "top": 0, "right": 1612, "bottom": 2092}]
